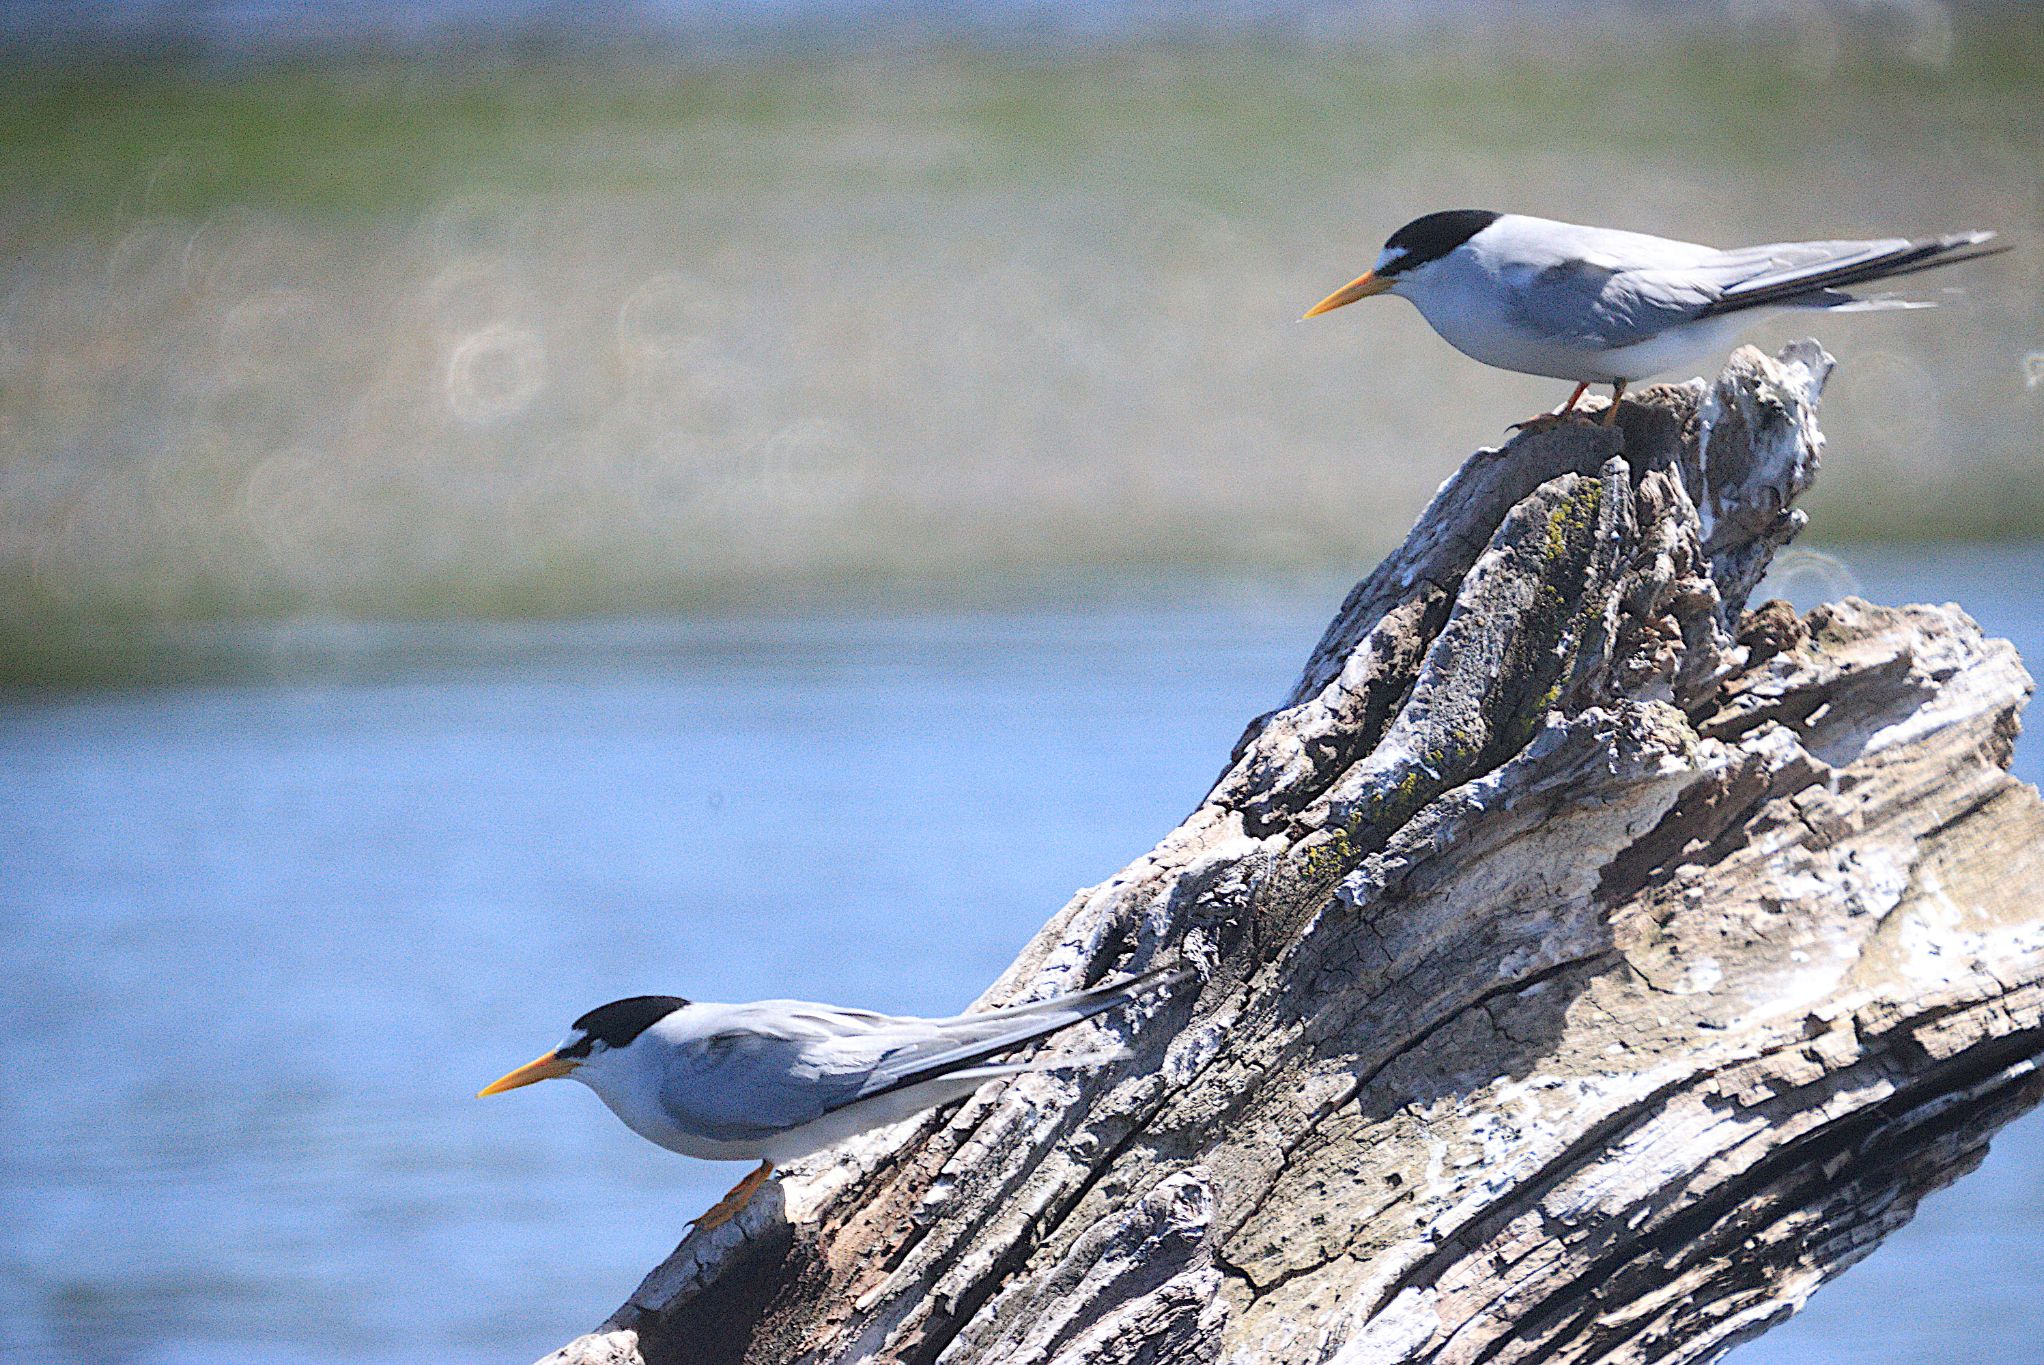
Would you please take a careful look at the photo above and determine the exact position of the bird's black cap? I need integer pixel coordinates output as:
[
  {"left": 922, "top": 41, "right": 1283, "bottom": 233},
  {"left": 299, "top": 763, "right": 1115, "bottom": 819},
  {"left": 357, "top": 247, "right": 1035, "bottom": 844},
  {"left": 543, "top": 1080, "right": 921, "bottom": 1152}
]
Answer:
[
  {"left": 561, "top": 996, "right": 690, "bottom": 1056},
  {"left": 1380, "top": 209, "right": 1499, "bottom": 274}
]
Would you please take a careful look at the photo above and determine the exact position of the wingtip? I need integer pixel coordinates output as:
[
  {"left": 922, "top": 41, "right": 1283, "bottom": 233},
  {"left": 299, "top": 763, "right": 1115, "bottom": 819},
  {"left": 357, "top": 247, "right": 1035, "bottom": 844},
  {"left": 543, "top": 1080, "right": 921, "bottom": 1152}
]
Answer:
[
  {"left": 1939, "top": 229, "right": 2006, "bottom": 255},
  {"left": 1096, "top": 962, "right": 1200, "bottom": 999},
  {"left": 1939, "top": 234, "right": 2013, "bottom": 268},
  {"left": 1134, "top": 962, "right": 1199, "bottom": 990}
]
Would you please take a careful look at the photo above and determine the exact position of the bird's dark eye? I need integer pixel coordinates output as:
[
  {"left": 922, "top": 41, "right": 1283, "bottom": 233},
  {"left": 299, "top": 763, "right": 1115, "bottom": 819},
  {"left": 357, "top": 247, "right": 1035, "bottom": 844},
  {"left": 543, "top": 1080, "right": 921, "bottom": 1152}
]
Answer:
[{"left": 557, "top": 1034, "right": 595, "bottom": 1060}]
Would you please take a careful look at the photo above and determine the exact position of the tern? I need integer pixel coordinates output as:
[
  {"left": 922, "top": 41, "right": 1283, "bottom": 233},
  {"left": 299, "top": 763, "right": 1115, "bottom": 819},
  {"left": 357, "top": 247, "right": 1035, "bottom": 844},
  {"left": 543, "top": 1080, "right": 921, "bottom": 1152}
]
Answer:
[
  {"left": 1303, "top": 210, "right": 2005, "bottom": 429},
  {"left": 479, "top": 966, "right": 1186, "bottom": 1228}
]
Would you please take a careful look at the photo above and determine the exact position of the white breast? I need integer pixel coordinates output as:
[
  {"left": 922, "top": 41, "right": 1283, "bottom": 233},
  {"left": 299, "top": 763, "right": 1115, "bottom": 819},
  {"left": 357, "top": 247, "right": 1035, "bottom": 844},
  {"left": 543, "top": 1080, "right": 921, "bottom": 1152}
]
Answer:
[
  {"left": 573, "top": 1051, "right": 761, "bottom": 1161},
  {"left": 1398, "top": 251, "right": 1609, "bottom": 381}
]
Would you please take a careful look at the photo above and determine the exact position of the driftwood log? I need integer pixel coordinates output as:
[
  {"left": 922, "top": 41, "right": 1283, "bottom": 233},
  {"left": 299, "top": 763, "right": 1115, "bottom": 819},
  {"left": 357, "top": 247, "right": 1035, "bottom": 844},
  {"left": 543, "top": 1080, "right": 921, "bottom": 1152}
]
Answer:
[{"left": 546, "top": 343, "right": 2044, "bottom": 1365}]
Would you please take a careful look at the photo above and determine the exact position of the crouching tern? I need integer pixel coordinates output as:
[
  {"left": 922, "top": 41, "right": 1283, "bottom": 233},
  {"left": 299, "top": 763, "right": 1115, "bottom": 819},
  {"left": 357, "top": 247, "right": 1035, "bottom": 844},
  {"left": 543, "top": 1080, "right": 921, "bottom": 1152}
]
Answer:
[
  {"left": 1303, "top": 210, "right": 2005, "bottom": 429},
  {"left": 479, "top": 965, "right": 1187, "bottom": 1229}
]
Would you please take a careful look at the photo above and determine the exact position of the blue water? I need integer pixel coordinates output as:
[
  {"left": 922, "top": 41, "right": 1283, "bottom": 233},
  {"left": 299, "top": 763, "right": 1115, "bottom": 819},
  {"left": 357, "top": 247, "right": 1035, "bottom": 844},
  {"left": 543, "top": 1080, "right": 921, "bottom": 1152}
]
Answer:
[{"left": 2, "top": 549, "right": 2039, "bottom": 1364}]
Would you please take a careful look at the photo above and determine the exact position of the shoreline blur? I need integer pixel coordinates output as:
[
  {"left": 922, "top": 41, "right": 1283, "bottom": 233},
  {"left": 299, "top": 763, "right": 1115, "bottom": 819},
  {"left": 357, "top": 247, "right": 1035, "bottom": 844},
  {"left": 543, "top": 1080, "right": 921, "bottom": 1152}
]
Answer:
[{"left": 3, "top": 539, "right": 2035, "bottom": 693}]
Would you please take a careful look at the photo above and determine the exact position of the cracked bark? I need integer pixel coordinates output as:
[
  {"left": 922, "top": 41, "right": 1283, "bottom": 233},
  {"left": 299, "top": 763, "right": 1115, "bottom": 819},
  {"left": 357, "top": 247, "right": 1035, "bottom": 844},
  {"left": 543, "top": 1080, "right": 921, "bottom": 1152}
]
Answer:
[{"left": 540, "top": 343, "right": 2044, "bottom": 1365}]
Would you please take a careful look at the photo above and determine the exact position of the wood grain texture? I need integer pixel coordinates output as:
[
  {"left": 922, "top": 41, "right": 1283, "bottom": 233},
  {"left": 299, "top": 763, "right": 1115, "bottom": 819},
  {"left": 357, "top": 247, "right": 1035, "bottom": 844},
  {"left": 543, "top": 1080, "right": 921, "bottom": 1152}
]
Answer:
[{"left": 542, "top": 343, "right": 2044, "bottom": 1365}]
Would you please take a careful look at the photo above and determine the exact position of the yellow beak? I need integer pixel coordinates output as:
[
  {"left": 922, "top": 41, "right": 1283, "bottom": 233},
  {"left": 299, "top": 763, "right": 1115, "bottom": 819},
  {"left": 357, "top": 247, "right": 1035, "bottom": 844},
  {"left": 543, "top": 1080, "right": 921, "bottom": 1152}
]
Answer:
[
  {"left": 1302, "top": 269, "right": 1392, "bottom": 319},
  {"left": 478, "top": 1049, "right": 578, "bottom": 1097}
]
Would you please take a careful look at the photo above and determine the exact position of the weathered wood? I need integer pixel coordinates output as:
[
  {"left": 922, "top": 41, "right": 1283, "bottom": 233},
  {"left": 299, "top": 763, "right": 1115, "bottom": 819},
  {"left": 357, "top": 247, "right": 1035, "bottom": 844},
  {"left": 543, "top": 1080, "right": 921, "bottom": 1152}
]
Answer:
[{"left": 543, "top": 343, "right": 2044, "bottom": 1365}]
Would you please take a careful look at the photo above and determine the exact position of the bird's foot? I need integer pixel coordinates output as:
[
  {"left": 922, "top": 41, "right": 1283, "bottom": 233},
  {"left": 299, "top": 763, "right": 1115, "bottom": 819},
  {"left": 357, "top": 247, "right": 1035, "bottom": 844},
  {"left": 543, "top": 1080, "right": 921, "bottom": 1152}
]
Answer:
[
  {"left": 1600, "top": 381, "right": 1629, "bottom": 427},
  {"left": 1508, "top": 410, "right": 1597, "bottom": 435},
  {"left": 689, "top": 1159, "right": 774, "bottom": 1232}
]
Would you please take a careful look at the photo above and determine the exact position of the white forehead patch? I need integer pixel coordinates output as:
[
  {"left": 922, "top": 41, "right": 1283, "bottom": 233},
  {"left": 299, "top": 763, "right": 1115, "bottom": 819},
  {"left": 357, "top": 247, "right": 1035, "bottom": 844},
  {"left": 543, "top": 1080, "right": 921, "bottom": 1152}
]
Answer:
[{"left": 1374, "top": 246, "right": 1410, "bottom": 274}]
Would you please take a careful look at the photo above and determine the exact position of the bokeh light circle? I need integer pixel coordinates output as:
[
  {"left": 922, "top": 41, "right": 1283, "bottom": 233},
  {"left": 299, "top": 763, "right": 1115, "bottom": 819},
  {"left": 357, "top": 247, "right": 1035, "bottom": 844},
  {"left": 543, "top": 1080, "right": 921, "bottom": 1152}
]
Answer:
[{"left": 446, "top": 325, "right": 546, "bottom": 426}]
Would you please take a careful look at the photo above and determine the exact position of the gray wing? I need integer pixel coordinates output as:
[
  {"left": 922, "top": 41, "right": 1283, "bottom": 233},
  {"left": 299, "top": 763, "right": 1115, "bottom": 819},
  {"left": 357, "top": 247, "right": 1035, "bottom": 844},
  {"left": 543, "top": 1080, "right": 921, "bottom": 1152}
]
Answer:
[
  {"left": 1501, "top": 255, "right": 1714, "bottom": 349},
  {"left": 656, "top": 967, "right": 1186, "bottom": 1143},
  {"left": 655, "top": 1003, "right": 911, "bottom": 1144},
  {"left": 1501, "top": 231, "right": 2001, "bottom": 348}
]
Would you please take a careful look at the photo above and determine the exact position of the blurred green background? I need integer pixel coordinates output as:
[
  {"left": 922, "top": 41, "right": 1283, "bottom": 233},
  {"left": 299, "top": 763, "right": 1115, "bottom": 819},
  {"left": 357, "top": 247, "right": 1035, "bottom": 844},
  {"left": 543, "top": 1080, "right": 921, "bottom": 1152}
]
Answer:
[{"left": 3, "top": 2, "right": 2039, "bottom": 683}]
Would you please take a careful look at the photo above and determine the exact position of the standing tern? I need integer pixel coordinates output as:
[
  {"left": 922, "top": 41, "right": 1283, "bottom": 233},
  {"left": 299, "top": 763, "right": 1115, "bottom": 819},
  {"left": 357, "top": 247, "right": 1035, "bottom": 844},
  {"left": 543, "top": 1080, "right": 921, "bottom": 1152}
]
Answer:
[
  {"left": 479, "top": 965, "right": 1187, "bottom": 1228},
  {"left": 1303, "top": 210, "right": 2005, "bottom": 429}
]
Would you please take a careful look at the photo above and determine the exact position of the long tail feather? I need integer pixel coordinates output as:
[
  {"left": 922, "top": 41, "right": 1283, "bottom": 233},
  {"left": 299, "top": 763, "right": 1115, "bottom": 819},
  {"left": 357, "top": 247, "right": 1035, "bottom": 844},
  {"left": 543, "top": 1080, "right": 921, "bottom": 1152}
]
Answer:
[
  {"left": 849, "top": 965, "right": 1189, "bottom": 1106},
  {"left": 963, "top": 964, "right": 1193, "bottom": 1022},
  {"left": 941, "top": 1046, "right": 1135, "bottom": 1084},
  {"left": 1702, "top": 231, "right": 2005, "bottom": 317}
]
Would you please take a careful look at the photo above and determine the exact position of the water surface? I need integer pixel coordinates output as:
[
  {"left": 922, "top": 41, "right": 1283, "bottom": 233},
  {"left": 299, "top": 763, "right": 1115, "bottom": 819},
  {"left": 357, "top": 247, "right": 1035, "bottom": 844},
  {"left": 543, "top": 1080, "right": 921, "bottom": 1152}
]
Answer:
[{"left": 3, "top": 548, "right": 2040, "bottom": 1363}]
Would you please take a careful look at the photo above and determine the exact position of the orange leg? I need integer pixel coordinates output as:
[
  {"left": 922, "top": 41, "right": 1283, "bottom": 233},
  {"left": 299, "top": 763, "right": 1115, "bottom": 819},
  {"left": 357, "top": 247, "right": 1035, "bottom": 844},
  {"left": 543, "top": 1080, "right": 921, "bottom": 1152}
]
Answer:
[
  {"left": 1510, "top": 381, "right": 1592, "bottom": 434},
  {"left": 1601, "top": 379, "right": 1628, "bottom": 427},
  {"left": 690, "top": 1159, "right": 774, "bottom": 1231}
]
